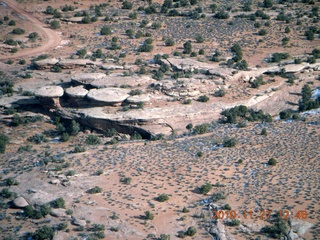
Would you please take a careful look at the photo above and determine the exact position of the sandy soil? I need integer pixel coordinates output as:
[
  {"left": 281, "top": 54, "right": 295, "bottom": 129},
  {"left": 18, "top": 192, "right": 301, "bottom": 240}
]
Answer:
[{"left": 0, "top": 0, "right": 61, "bottom": 60}]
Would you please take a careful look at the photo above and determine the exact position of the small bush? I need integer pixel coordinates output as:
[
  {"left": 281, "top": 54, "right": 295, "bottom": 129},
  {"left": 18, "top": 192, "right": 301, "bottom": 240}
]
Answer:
[
  {"left": 50, "top": 20, "right": 60, "bottom": 29},
  {"left": 261, "top": 128, "right": 267, "bottom": 136},
  {"left": 50, "top": 197, "right": 65, "bottom": 208},
  {"left": 223, "top": 137, "right": 237, "bottom": 147},
  {"left": 268, "top": 158, "right": 277, "bottom": 166},
  {"left": 73, "top": 145, "right": 85, "bottom": 153},
  {"left": 185, "top": 226, "right": 197, "bottom": 236},
  {"left": 145, "top": 210, "right": 154, "bottom": 220},
  {"left": 86, "top": 135, "right": 101, "bottom": 145},
  {"left": 198, "top": 95, "right": 209, "bottom": 102},
  {"left": 100, "top": 26, "right": 112, "bottom": 35},
  {"left": 157, "top": 194, "right": 169, "bottom": 202},
  {"left": 200, "top": 182, "right": 212, "bottom": 195},
  {"left": 27, "top": 134, "right": 47, "bottom": 144},
  {"left": 226, "top": 219, "right": 241, "bottom": 226},
  {"left": 4, "top": 177, "right": 19, "bottom": 186},
  {"left": 32, "top": 225, "right": 54, "bottom": 240}
]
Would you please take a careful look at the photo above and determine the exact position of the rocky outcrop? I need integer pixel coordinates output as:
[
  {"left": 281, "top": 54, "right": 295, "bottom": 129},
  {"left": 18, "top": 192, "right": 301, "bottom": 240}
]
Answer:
[
  {"left": 13, "top": 196, "right": 29, "bottom": 208},
  {"left": 33, "top": 58, "right": 59, "bottom": 70},
  {"left": 71, "top": 73, "right": 106, "bottom": 85},
  {"left": 91, "top": 75, "right": 154, "bottom": 88},
  {"left": 58, "top": 59, "right": 96, "bottom": 69},
  {"left": 87, "top": 88, "right": 130, "bottom": 105},
  {"left": 35, "top": 86, "right": 64, "bottom": 109},
  {"left": 163, "top": 57, "right": 234, "bottom": 80},
  {"left": 99, "top": 64, "right": 124, "bottom": 70}
]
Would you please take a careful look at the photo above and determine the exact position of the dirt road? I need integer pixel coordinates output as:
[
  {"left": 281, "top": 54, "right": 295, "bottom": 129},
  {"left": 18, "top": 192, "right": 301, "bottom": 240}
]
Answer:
[{"left": 0, "top": 0, "right": 61, "bottom": 60}]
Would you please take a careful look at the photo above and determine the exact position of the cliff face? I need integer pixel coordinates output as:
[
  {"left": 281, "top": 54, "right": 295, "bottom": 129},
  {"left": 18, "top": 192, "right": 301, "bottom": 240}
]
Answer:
[{"left": 55, "top": 108, "right": 159, "bottom": 139}]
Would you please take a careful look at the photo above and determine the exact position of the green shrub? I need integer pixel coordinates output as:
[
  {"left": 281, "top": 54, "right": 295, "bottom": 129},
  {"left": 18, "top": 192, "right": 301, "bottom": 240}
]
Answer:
[
  {"left": 0, "top": 72, "right": 14, "bottom": 93},
  {"left": 4, "top": 39, "right": 17, "bottom": 46},
  {"left": 223, "top": 137, "right": 237, "bottom": 147},
  {"left": 200, "top": 182, "right": 212, "bottom": 195},
  {"left": 100, "top": 26, "right": 112, "bottom": 35},
  {"left": 145, "top": 210, "right": 154, "bottom": 220},
  {"left": 192, "top": 123, "right": 210, "bottom": 134},
  {"left": 4, "top": 177, "right": 19, "bottom": 186},
  {"left": 268, "top": 158, "right": 277, "bottom": 166},
  {"left": 50, "top": 20, "right": 60, "bottom": 29},
  {"left": 226, "top": 219, "right": 241, "bottom": 226},
  {"left": 0, "top": 188, "right": 17, "bottom": 199},
  {"left": 182, "top": 207, "right": 190, "bottom": 213},
  {"left": 32, "top": 225, "right": 54, "bottom": 240},
  {"left": 73, "top": 145, "right": 85, "bottom": 153},
  {"left": 8, "top": 20, "right": 15, "bottom": 26},
  {"left": 196, "top": 151, "right": 203, "bottom": 157},
  {"left": 86, "top": 135, "right": 101, "bottom": 145},
  {"left": 198, "top": 95, "right": 209, "bottom": 102},
  {"left": 185, "top": 226, "right": 197, "bottom": 236},
  {"left": 157, "top": 194, "right": 169, "bottom": 202},
  {"left": 223, "top": 204, "right": 231, "bottom": 210},
  {"left": 211, "top": 192, "right": 227, "bottom": 202},
  {"left": 258, "top": 29, "right": 267, "bottom": 36},
  {"left": 215, "top": 89, "right": 226, "bottom": 97},
  {"left": 165, "top": 38, "right": 175, "bottom": 46},
  {"left": 279, "top": 109, "right": 292, "bottom": 119},
  {"left": 27, "top": 134, "right": 47, "bottom": 144},
  {"left": 50, "top": 197, "right": 65, "bottom": 208},
  {"left": 261, "top": 128, "right": 267, "bottom": 136},
  {"left": 122, "top": 1, "right": 133, "bottom": 9}
]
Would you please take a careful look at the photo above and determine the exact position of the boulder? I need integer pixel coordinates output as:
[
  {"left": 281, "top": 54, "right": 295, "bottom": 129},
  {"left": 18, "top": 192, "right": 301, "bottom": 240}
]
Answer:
[
  {"left": 72, "top": 218, "right": 87, "bottom": 227},
  {"left": 87, "top": 88, "right": 130, "bottom": 105},
  {"left": 33, "top": 58, "right": 59, "bottom": 70},
  {"left": 126, "top": 94, "right": 150, "bottom": 103},
  {"left": 13, "top": 197, "right": 29, "bottom": 208},
  {"left": 53, "top": 232, "right": 70, "bottom": 240},
  {"left": 71, "top": 73, "right": 106, "bottom": 85},
  {"left": 50, "top": 208, "right": 67, "bottom": 217},
  {"left": 35, "top": 86, "right": 64, "bottom": 98},
  {"left": 65, "top": 86, "right": 89, "bottom": 98},
  {"left": 35, "top": 86, "right": 64, "bottom": 109},
  {"left": 99, "top": 64, "right": 124, "bottom": 70}
]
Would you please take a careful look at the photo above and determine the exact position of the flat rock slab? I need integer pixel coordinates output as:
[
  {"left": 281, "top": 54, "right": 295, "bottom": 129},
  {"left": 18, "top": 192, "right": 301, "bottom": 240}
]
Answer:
[
  {"left": 71, "top": 73, "right": 106, "bottom": 85},
  {"left": 34, "top": 58, "right": 59, "bottom": 69},
  {"left": 87, "top": 88, "right": 129, "bottom": 103},
  {"left": 13, "top": 197, "right": 29, "bottom": 208},
  {"left": 127, "top": 94, "right": 150, "bottom": 103},
  {"left": 72, "top": 218, "right": 87, "bottom": 226},
  {"left": 91, "top": 75, "right": 153, "bottom": 88},
  {"left": 50, "top": 208, "right": 67, "bottom": 217},
  {"left": 35, "top": 86, "right": 64, "bottom": 98},
  {"left": 65, "top": 86, "right": 89, "bottom": 98},
  {"left": 58, "top": 59, "right": 96, "bottom": 69}
]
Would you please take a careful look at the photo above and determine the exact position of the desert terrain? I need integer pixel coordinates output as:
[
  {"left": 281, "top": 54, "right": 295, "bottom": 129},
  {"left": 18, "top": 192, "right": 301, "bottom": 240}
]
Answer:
[{"left": 0, "top": 0, "right": 319, "bottom": 239}]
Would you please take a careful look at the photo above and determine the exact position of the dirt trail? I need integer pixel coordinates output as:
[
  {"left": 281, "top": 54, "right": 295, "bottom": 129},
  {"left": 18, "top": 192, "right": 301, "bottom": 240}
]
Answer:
[{"left": 0, "top": 0, "right": 61, "bottom": 60}]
